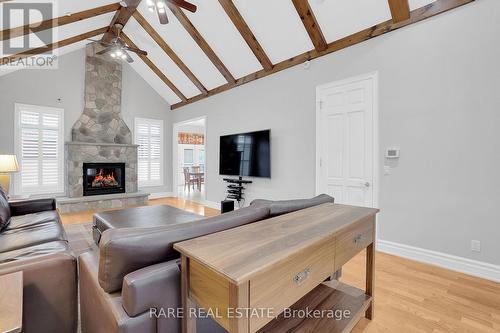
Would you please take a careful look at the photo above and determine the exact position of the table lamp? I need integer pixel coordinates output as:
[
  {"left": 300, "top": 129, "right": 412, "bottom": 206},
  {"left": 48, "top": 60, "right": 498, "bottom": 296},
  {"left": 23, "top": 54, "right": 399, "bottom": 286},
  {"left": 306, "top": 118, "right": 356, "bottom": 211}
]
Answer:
[{"left": 0, "top": 155, "right": 19, "bottom": 196}]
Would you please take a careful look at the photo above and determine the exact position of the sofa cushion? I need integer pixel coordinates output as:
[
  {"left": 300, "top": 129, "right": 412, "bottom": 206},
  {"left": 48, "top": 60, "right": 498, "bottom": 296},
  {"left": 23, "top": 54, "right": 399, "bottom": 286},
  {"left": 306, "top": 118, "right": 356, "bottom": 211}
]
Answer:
[
  {"left": 98, "top": 205, "right": 270, "bottom": 293},
  {"left": 0, "top": 219, "right": 67, "bottom": 253},
  {"left": 6, "top": 211, "right": 62, "bottom": 230},
  {"left": 0, "top": 186, "right": 11, "bottom": 231},
  {"left": 0, "top": 241, "right": 69, "bottom": 264},
  {"left": 250, "top": 194, "right": 334, "bottom": 217}
]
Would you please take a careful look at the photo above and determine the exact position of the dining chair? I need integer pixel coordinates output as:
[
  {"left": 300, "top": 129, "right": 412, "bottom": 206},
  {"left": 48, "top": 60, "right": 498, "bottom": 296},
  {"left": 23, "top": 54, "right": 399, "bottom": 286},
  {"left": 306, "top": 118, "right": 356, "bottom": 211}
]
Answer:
[{"left": 183, "top": 167, "right": 196, "bottom": 191}]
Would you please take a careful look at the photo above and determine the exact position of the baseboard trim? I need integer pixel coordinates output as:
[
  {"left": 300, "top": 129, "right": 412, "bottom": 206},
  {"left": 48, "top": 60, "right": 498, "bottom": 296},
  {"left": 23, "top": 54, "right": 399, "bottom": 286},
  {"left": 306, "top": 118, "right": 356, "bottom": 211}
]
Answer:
[
  {"left": 204, "top": 200, "right": 220, "bottom": 210},
  {"left": 377, "top": 239, "right": 500, "bottom": 282},
  {"left": 148, "top": 192, "right": 175, "bottom": 199}
]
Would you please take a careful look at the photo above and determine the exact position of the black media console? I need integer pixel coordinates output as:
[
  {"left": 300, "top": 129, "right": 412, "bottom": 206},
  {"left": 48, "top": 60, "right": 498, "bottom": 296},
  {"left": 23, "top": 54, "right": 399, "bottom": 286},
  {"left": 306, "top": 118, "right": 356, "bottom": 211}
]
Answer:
[{"left": 223, "top": 177, "right": 252, "bottom": 204}]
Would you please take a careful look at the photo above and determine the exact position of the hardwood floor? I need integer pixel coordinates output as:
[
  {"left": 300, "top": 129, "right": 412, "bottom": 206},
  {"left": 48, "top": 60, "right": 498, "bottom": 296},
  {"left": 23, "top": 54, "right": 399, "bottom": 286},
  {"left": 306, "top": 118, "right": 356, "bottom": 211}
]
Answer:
[{"left": 60, "top": 198, "right": 500, "bottom": 332}]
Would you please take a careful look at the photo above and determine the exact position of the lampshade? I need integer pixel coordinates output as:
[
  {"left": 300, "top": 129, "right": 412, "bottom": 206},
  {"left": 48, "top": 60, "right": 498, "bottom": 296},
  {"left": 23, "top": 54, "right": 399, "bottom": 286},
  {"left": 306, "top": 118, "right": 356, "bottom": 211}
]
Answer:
[{"left": 0, "top": 155, "right": 19, "bottom": 173}]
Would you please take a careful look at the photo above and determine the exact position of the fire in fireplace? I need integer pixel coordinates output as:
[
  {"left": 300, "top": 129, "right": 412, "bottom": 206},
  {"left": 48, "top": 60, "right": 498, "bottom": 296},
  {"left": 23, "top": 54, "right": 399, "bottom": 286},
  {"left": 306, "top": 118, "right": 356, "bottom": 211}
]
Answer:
[{"left": 83, "top": 163, "right": 125, "bottom": 196}]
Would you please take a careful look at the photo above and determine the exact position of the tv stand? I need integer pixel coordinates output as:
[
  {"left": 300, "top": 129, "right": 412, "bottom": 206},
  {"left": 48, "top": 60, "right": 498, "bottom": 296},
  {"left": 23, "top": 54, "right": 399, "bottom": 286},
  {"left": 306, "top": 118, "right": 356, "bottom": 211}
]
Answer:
[{"left": 223, "top": 177, "right": 252, "bottom": 204}]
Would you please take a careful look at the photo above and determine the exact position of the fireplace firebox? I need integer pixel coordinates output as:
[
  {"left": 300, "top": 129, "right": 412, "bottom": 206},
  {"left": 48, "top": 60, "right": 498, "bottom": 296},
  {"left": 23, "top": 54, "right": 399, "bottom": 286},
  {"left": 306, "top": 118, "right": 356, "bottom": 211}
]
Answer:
[{"left": 83, "top": 163, "right": 125, "bottom": 196}]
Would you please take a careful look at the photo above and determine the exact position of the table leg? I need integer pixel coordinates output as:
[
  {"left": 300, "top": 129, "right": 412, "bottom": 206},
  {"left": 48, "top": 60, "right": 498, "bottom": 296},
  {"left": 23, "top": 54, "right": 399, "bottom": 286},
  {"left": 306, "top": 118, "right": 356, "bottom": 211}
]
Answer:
[
  {"left": 365, "top": 242, "right": 375, "bottom": 320},
  {"left": 181, "top": 255, "right": 197, "bottom": 333}
]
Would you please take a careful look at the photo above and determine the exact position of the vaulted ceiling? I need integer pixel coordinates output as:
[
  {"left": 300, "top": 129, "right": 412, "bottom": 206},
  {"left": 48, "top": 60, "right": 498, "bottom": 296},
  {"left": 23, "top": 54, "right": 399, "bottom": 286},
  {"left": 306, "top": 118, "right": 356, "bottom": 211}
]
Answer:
[{"left": 0, "top": 0, "right": 474, "bottom": 110}]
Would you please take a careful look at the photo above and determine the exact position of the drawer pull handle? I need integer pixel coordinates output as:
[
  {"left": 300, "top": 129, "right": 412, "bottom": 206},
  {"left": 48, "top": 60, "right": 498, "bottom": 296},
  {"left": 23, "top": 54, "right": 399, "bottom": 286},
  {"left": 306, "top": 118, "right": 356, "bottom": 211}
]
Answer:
[
  {"left": 293, "top": 268, "right": 311, "bottom": 285},
  {"left": 354, "top": 234, "right": 363, "bottom": 244}
]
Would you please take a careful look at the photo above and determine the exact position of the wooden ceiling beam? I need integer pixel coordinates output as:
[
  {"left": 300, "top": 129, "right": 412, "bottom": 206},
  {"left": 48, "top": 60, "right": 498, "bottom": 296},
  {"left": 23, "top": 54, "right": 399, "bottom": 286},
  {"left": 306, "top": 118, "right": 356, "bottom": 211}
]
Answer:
[
  {"left": 388, "top": 0, "right": 411, "bottom": 23},
  {"left": 102, "top": 0, "right": 142, "bottom": 43},
  {"left": 133, "top": 10, "right": 208, "bottom": 95},
  {"left": 0, "top": 3, "right": 120, "bottom": 41},
  {"left": 121, "top": 33, "right": 187, "bottom": 102},
  {"left": 218, "top": 0, "right": 273, "bottom": 71},
  {"left": 167, "top": 2, "right": 236, "bottom": 84},
  {"left": 1, "top": 27, "right": 108, "bottom": 63},
  {"left": 172, "top": 0, "right": 474, "bottom": 110},
  {"left": 291, "top": 0, "right": 327, "bottom": 52}
]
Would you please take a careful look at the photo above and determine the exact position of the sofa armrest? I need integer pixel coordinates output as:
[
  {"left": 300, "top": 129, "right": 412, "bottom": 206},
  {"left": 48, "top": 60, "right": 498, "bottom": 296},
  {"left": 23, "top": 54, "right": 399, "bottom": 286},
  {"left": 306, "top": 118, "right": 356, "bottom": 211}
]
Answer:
[
  {"left": 122, "top": 259, "right": 181, "bottom": 317},
  {"left": 8, "top": 198, "right": 56, "bottom": 216},
  {"left": 0, "top": 252, "right": 78, "bottom": 333}
]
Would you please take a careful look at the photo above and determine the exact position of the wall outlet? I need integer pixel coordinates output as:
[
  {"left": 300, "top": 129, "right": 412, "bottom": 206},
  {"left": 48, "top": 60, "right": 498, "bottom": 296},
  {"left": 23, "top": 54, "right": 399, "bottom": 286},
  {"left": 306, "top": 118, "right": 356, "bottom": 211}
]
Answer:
[{"left": 471, "top": 240, "right": 481, "bottom": 252}]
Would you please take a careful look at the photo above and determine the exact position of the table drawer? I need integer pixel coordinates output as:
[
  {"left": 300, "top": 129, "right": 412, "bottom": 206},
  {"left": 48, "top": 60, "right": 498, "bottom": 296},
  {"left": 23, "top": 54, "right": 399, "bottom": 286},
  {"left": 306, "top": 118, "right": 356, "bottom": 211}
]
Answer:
[
  {"left": 335, "top": 216, "right": 374, "bottom": 270},
  {"left": 249, "top": 236, "right": 336, "bottom": 332}
]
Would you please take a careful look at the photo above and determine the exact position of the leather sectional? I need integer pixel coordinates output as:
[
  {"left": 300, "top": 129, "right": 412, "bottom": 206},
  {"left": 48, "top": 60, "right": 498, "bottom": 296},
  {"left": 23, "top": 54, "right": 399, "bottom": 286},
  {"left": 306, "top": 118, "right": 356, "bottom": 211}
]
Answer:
[
  {"left": 0, "top": 187, "right": 77, "bottom": 333},
  {"left": 79, "top": 194, "right": 334, "bottom": 333}
]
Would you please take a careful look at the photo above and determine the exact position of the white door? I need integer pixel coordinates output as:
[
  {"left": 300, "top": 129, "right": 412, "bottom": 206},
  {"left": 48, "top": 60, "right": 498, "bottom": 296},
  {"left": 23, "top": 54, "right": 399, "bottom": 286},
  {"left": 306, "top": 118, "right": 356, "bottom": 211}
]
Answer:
[{"left": 316, "top": 73, "right": 377, "bottom": 207}]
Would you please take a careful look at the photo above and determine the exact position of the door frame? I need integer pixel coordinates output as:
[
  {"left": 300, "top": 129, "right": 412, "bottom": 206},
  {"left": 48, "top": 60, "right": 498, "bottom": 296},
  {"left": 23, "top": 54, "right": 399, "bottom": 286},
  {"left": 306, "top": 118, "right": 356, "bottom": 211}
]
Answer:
[
  {"left": 172, "top": 116, "right": 207, "bottom": 200},
  {"left": 315, "top": 71, "right": 379, "bottom": 209}
]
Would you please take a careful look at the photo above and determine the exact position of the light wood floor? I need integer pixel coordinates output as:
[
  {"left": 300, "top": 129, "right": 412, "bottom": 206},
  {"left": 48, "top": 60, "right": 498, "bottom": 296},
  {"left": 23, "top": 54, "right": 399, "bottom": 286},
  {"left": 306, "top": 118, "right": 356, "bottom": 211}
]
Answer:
[{"left": 60, "top": 198, "right": 500, "bottom": 333}]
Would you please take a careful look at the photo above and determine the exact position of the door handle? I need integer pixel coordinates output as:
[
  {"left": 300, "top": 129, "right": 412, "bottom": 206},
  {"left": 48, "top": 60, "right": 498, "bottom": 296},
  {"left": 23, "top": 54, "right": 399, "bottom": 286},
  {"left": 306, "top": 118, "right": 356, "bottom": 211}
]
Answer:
[{"left": 364, "top": 182, "right": 370, "bottom": 188}]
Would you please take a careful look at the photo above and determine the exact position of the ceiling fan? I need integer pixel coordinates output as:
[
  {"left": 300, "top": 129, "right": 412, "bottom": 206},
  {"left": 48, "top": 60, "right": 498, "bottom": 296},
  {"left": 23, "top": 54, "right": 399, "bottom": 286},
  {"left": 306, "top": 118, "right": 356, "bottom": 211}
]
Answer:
[
  {"left": 145, "top": 0, "right": 197, "bottom": 25},
  {"left": 88, "top": 23, "right": 147, "bottom": 63}
]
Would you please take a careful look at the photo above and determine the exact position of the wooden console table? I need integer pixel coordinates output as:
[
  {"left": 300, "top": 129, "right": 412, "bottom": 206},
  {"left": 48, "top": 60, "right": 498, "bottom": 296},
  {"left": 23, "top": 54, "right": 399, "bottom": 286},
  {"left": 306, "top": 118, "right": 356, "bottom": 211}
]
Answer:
[
  {"left": 0, "top": 272, "right": 23, "bottom": 333},
  {"left": 174, "top": 203, "right": 378, "bottom": 333}
]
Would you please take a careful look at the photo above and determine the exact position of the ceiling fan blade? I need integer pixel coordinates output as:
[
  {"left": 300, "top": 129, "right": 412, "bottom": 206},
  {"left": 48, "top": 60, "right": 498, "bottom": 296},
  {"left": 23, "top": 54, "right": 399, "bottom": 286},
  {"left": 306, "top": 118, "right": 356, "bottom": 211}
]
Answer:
[
  {"left": 123, "top": 50, "right": 134, "bottom": 63},
  {"left": 168, "top": 0, "right": 197, "bottom": 13},
  {"left": 122, "top": 45, "right": 148, "bottom": 56},
  {"left": 157, "top": 1, "right": 169, "bottom": 24},
  {"left": 96, "top": 45, "right": 115, "bottom": 55},
  {"left": 87, "top": 39, "right": 114, "bottom": 47}
]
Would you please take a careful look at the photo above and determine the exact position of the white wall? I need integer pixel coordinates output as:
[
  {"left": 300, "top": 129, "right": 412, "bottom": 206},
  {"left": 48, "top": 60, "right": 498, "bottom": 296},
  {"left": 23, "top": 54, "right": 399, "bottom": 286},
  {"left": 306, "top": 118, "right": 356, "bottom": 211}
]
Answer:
[
  {"left": 172, "top": 0, "right": 500, "bottom": 267},
  {"left": 0, "top": 47, "right": 173, "bottom": 195},
  {"left": 177, "top": 124, "right": 204, "bottom": 134}
]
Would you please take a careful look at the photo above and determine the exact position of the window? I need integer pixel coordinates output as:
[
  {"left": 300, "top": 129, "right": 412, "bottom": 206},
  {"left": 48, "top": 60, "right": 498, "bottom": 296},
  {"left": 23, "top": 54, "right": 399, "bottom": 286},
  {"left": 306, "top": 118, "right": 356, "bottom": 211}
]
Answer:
[
  {"left": 14, "top": 104, "right": 64, "bottom": 195},
  {"left": 183, "top": 149, "right": 194, "bottom": 166},
  {"left": 135, "top": 118, "right": 164, "bottom": 187}
]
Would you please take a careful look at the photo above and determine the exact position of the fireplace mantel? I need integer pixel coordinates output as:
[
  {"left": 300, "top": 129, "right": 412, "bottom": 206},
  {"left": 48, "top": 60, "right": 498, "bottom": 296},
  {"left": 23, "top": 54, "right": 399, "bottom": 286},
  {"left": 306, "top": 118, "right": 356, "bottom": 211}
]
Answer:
[{"left": 66, "top": 141, "right": 139, "bottom": 148}]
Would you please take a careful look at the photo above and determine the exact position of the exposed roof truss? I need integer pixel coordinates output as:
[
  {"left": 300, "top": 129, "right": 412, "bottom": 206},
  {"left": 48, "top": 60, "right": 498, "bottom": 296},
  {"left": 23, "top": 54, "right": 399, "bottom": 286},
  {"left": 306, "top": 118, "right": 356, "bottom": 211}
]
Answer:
[{"left": 0, "top": 0, "right": 475, "bottom": 110}]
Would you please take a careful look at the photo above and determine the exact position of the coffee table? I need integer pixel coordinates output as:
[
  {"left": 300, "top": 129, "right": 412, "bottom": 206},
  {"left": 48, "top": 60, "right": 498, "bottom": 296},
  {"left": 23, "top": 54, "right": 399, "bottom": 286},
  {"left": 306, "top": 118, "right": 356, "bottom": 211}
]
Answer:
[{"left": 92, "top": 205, "right": 205, "bottom": 244}]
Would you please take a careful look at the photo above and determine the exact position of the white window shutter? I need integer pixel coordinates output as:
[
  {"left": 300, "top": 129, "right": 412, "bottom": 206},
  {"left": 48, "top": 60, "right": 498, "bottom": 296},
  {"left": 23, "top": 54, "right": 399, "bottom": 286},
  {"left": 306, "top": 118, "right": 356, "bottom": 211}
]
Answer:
[
  {"left": 14, "top": 104, "right": 64, "bottom": 196},
  {"left": 135, "top": 118, "right": 164, "bottom": 187}
]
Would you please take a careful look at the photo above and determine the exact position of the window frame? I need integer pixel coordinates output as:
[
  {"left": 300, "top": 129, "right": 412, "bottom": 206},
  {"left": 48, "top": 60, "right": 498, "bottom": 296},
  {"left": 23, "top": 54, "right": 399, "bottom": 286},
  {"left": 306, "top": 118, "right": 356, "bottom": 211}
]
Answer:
[
  {"left": 134, "top": 117, "right": 164, "bottom": 188},
  {"left": 13, "top": 103, "right": 65, "bottom": 196}
]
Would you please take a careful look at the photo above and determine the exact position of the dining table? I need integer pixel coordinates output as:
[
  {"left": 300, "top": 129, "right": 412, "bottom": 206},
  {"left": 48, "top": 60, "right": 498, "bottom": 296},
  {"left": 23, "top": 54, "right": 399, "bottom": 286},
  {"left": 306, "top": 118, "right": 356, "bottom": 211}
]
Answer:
[{"left": 188, "top": 171, "right": 204, "bottom": 191}]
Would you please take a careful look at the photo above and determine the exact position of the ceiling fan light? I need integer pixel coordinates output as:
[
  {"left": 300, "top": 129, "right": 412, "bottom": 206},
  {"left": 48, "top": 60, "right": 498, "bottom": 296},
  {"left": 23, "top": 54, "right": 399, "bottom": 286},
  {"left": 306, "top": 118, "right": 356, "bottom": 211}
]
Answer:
[
  {"left": 110, "top": 53, "right": 117, "bottom": 58},
  {"left": 158, "top": 8, "right": 165, "bottom": 13},
  {"left": 121, "top": 54, "right": 127, "bottom": 60},
  {"left": 156, "top": 1, "right": 164, "bottom": 8},
  {"left": 116, "top": 50, "right": 123, "bottom": 56}
]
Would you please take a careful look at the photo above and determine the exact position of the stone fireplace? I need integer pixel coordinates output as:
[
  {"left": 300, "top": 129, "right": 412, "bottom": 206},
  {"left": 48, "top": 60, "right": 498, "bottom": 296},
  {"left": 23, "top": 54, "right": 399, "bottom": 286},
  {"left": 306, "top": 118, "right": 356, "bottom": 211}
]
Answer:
[{"left": 57, "top": 43, "right": 149, "bottom": 213}]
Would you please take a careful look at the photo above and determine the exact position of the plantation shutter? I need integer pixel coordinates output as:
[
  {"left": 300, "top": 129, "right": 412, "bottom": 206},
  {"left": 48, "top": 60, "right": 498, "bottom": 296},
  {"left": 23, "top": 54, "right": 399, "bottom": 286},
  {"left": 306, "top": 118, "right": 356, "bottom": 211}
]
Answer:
[
  {"left": 14, "top": 104, "right": 64, "bottom": 195},
  {"left": 135, "top": 118, "right": 164, "bottom": 187}
]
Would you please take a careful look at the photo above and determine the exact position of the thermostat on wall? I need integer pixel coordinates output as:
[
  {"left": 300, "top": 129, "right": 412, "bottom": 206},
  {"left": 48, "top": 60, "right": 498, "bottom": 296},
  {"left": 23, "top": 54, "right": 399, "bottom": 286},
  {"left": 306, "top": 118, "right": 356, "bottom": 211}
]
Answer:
[{"left": 385, "top": 148, "right": 400, "bottom": 159}]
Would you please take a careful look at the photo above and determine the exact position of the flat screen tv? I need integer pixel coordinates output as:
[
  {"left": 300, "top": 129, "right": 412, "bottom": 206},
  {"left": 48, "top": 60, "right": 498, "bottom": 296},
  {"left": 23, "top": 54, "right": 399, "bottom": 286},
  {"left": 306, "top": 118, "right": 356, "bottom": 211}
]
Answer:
[{"left": 219, "top": 130, "right": 271, "bottom": 178}]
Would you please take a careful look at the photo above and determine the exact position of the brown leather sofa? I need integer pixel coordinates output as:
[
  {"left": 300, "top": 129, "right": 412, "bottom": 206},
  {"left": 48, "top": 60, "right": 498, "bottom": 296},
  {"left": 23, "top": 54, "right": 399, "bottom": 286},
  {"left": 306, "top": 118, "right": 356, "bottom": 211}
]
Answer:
[
  {"left": 79, "top": 194, "right": 334, "bottom": 333},
  {"left": 0, "top": 187, "right": 77, "bottom": 333}
]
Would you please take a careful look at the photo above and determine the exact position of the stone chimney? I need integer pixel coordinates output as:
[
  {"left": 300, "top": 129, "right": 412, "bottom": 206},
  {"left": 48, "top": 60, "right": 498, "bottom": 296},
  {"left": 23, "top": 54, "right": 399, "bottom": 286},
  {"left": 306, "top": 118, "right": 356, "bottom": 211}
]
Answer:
[{"left": 71, "top": 43, "right": 132, "bottom": 144}]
